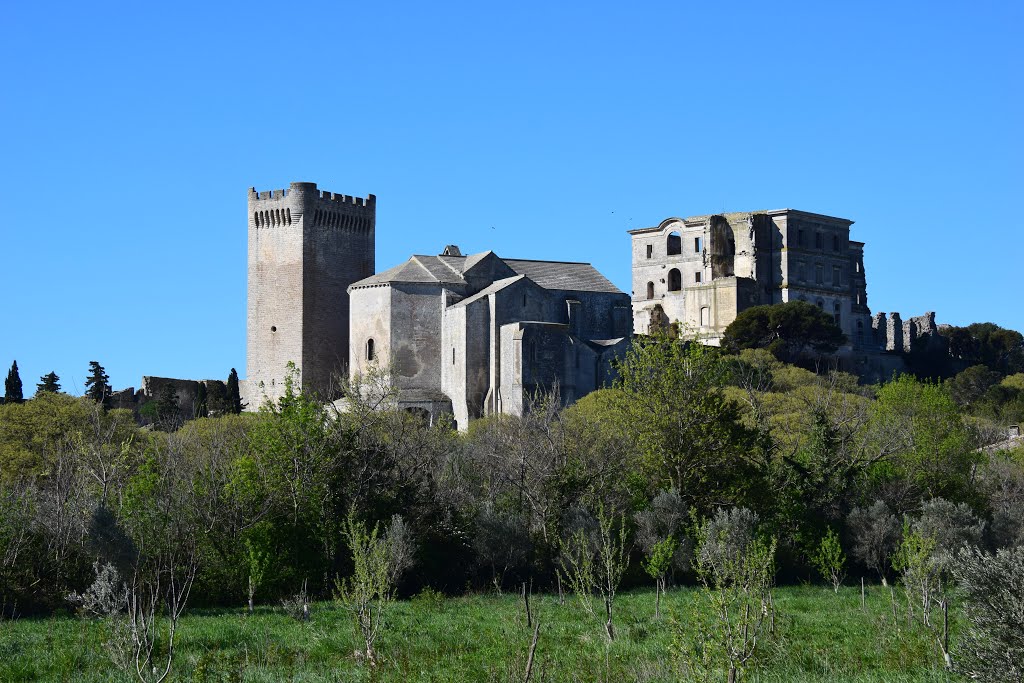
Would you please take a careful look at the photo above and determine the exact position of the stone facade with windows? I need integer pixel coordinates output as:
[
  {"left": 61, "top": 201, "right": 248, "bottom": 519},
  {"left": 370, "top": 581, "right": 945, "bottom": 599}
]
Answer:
[{"left": 629, "top": 209, "right": 874, "bottom": 351}]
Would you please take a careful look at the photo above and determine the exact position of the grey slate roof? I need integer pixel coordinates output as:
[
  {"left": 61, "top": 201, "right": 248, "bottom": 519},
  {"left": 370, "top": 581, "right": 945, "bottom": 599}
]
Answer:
[
  {"left": 350, "top": 251, "right": 623, "bottom": 294},
  {"left": 450, "top": 275, "right": 527, "bottom": 308}
]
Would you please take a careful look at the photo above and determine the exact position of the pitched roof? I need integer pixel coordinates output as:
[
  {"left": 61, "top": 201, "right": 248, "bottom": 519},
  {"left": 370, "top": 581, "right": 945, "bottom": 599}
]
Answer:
[
  {"left": 350, "top": 251, "right": 623, "bottom": 295},
  {"left": 450, "top": 275, "right": 527, "bottom": 308},
  {"left": 503, "top": 259, "right": 621, "bottom": 293}
]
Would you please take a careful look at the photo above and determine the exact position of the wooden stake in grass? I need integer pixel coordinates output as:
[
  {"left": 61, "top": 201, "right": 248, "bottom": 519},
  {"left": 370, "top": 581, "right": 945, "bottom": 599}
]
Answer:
[
  {"left": 861, "top": 577, "right": 866, "bottom": 611},
  {"left": 521, "top": 581, "right": 532, "bottom": 629},
  {"left": 523, "top": 620, "right": 540, "bottom": 683}
]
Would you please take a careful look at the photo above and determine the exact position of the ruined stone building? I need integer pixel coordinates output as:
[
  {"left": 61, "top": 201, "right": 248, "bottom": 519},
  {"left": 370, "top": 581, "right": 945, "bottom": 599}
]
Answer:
[
  {"left": 629, "top": 209, "right": 873, "bottom": 347},
  {"left": 348, "top": 246, "right": 631, "bottom": 429},
  {"left": 627, "top": 208, "right": 943, "bottom": 377}
]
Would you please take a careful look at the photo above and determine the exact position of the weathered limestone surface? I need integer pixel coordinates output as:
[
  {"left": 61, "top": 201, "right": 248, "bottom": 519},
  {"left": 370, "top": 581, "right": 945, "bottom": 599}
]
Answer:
[
  {"left": 349, "top": 249, "right": 631, "bottom": 429},
  {"left": 246, "top": 182, "right": 375, "bottom": 405}
]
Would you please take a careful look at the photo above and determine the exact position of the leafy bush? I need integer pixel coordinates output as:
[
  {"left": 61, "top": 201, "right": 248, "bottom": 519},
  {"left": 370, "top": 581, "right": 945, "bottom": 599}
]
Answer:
[
  {"left": 847, "top": 500, "right": 900, "bottom": 585},
  {"left": 950, "top": 545, "right": 1024, "bottom": 682}
]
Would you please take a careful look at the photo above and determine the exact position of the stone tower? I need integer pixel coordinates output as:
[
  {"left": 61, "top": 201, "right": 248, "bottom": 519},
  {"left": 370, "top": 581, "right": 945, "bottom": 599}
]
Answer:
[{"left": 247, "top": 182, "right": 375, "bottom": 404}]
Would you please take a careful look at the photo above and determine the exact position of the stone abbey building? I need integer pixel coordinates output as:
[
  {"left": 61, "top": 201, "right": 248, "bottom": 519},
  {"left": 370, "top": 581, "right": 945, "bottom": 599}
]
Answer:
[
  {"left": 629, "top": 210, "right": 873, "bottom": 347},
  {"left": 114, "top": 186, "right": 945, "bottom": 421},
  {"left": 628, "top": 208, "right": 941, "bottom": 377},
  {"left": 242, "top": 182, "right": 630, "bottom": 425},
  {"left": 347, "top": 247, "right": 631, "bottom": 428}
]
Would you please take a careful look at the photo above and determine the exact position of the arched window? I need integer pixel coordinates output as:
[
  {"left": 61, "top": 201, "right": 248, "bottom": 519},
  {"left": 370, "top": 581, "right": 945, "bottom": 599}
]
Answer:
[
  {"left": 700, "top": 306, "right": 710, "bottom": 327},
  {"left": 646, "top": 281, "right": 654, "bottom": 299},
  {"left": 366, "top": 338, "right": 375, "bottom": 361},
  {"left": 668, "top": 268, "right": 681, "bottom": 292},
  {"left": 667, "top": 231, "right": 682, "bottom": 256}
]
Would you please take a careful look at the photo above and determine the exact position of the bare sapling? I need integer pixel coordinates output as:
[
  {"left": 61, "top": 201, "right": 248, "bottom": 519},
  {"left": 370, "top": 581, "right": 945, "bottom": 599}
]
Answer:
[
  {"left": 334, "top": 508, "right": 415, "bottom": 665},
  {"left": 558, "top": 504, "right": 630, "bottom": 641},
  {"left": 680, "top": 507, "right": 778, "bottom": 683}
]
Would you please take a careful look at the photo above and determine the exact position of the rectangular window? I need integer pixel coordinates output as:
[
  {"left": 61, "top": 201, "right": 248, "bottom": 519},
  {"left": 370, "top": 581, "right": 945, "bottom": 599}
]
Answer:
[
  {"left": 815, "top": 232, "right": 823, "bottom": 249},
  {"left": 646, "top": 244, "right": 653, "bottom": 259},
  {"left": 452, "top": 348, "right": 455, "bottom": 365},
  {"left": 695, "top": 272, "right": 702, "bottom": 283},
  {"left": 797, "top": 229, "right": 805, "bottom": 247},
  {"left": 833, "top": 266, "right": 842, "bottom": 285},
  {"left": 833, "top": 234, "right": 840, "bottom": 251},
  {"left": 694, "top": 237, "right": 702, "bottom": 253},
  {"left": 815, "top": 264, "right": 824, "bottom": 284},
  {"left": 797, "top": 261, "right": 806, "bottom": 281}
]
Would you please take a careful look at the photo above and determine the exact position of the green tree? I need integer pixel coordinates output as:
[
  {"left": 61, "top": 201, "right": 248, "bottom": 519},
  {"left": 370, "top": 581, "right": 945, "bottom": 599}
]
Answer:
[
  {"left": 36, "top": 371, "right": 61, "bottom": 395},
  {"left": 226, "top": 368, "right": 244, "bottom": 414},
  {"left": 614, "top": 335, "right": 758, "bottom": 512},
  {"left": 722, "top": 300, "right": 846, "bottom": 366},
  {"left": 4, "top": 360, "right": 23, "bottom": 404},
  {"left": 811, "top": 527, "right": 846, "bottom": 592},
  {"left": 866, "top": 375, "right": 980, "bottom": 502},
  {"left": 947, "top": 322, "right": 1024, "bottom": 375},
  {"left": 84, "top": 361, "right": 111, "bottom": 404},
  {"left": 642, "top": 536, "right": 678, "bottom": 618}
]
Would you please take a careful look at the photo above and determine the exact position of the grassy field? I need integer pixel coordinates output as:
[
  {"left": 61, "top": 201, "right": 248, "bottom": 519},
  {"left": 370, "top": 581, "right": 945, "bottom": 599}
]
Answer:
[{"left": 0, "top": 585, "right": 957, "bottom": 682}]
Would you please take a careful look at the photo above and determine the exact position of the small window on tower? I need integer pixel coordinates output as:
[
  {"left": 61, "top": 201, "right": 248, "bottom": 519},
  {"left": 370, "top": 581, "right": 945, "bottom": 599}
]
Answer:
[
  {"left": 695, "top": 272, "right": 702, "bottom": 283},
  {"left": 646, "top": 244, "right": 653, "bottom": 259},
  {"left": 366, "top": 338, "right": 375, "bottom": 361},
  {"left": 694, "top": 237, "right": 703, "bottom": 253},
  {"left": 646, "top": 281, "right": 654, "bottom": 299}
]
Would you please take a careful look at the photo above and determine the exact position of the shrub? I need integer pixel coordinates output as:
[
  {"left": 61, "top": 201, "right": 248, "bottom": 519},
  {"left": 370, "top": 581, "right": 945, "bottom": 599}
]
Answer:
[
  {"left": 950, "top": 545, "right": 1024, "bottom": 682},
  {"left": 847, "top": 500, "right": 900, "bottom": 585}
]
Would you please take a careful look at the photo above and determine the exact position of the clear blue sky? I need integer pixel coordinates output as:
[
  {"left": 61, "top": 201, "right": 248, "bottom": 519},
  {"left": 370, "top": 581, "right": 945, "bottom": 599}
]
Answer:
[{"left": 2, "top": 1, "right": 1021, "bottom": 393}]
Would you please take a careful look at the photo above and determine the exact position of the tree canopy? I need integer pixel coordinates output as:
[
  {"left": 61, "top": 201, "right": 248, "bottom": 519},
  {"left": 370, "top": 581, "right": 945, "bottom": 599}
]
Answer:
[
  {"left": 84, "top": 361, "right": 111, "bottom": 404},
  {"left": 36, "top": 371, "right": 61, "bottom": 395},
  {"left": 722, "top": 301, "right": 846, "bottom": 366}
]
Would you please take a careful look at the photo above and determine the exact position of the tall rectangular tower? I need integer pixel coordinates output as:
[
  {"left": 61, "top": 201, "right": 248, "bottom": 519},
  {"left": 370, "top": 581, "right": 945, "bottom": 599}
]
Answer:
[{"left": 247, "top": 182, "right": 375, "bottom": 404}]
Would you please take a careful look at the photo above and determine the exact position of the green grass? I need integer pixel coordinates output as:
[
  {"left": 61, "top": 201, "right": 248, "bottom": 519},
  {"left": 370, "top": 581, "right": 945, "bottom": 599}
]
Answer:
[{"left": 0, "top": 585, "right": 957, "bottom": 682}]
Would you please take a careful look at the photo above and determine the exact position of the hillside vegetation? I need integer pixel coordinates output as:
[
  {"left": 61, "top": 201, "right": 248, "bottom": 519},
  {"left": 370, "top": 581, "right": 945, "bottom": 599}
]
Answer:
[{"left": 2, "top": 332, "right": 1023, "bottom": 681}]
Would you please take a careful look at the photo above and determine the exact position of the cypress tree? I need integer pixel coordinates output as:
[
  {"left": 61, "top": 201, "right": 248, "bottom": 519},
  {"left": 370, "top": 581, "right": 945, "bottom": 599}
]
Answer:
[
  {"left": 4, "top": 360, "right": 24, "bottom": 403},
  {"left": 84, "top": 361, "right": 111, "bottom": 404},
  {"left": 195, "top": 381, "right": 208, "bottom": 418},
  {"left": 226, "top": 368, "right": 244, "bottom": 414},
  {"left": 36, "top": 371, "right": 61, "bottom": 394}
]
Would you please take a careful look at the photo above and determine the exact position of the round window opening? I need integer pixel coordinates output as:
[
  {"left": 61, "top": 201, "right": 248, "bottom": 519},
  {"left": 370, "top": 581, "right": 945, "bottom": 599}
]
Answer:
[{"left": 270, "top": 325, "right": 277, "bottom": 332}]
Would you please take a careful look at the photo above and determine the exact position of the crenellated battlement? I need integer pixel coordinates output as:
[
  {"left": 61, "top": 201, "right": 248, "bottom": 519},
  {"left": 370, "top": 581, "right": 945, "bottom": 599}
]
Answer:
[
  {"left": 248, "top": 182, "right": 375, "bottom": 208},
  {"left": 318, "top": 190, "right": 376, "bottom": 207}
]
